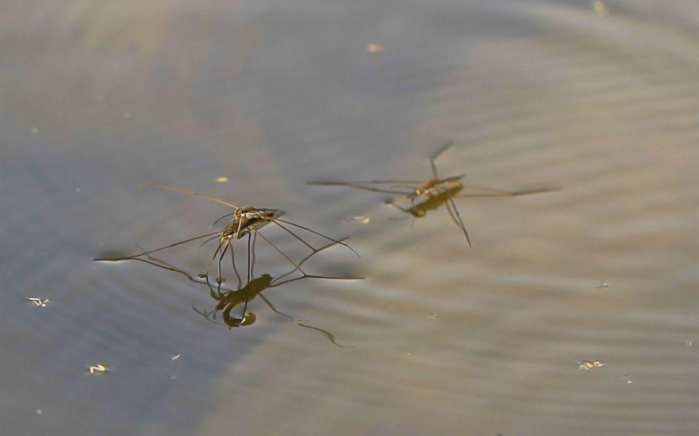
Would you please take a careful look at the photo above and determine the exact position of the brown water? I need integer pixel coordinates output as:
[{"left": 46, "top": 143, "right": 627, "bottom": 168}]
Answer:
[{"left": 3, "top": 1, "right": 699, "bottom": 435}]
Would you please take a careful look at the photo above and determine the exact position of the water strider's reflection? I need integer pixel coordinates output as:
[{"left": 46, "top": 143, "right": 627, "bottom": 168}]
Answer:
[
  {"left": 127, "top": 239, "right": 360, "bottom": 347},
  {"left": 308, "top": 141, "right": 558, "bottom": 247},
  {"left": 95, "top": 183, "right": 359, "bottom": 297}
]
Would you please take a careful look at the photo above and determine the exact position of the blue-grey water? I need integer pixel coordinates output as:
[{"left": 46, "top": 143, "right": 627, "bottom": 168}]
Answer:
[{"left": 3, "top": 1, "right": 699, "bottom": 435}]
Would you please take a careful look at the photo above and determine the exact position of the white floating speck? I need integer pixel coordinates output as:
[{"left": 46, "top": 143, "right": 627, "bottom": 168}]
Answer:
[
  {"left": 352, "top": 215, "right": 370, "bottom": 224},
  {"left": 171, "top": 353, "right": 181, "bottom": 361},
  {"left": 31, "top": 127, "right": 39, "bottom": 134},
  {"left": 26, "top": 297, "right": 50, "bottom": 308},
  {"left": 215, "top": 177, "right": 228, "bottom": 183},
  {"left": 596, "top": 282, "right": 609, "bottom": 288},
  {"left": 578, "top": 360, "right": 605, "bottom": 370},
  {"left": 36, "top": 409, "right": 43, "bottom": 415},
  {"left": 87, "top": 364, "right": 109, "bottom": 375}
]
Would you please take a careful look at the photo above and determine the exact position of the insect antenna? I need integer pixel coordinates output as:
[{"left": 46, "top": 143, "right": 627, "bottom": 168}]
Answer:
[{"left": 144, "top": 182, "right": 239, "bottom": 209}]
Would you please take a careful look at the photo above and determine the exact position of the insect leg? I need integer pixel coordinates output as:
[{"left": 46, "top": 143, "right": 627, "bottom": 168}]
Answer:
[
  {"left": 217, "top": 242, "right": 230, "bottom": 294},
  {"left": 256, "top": 231, "right": 304, "bottom": 273},
  {"left": 444, "top": 198, "right": 471, "bottom": 247},
  {"left": 93, "top": 231, "right": 220, "bottom": 261},
  {"left": 273, "top": 218, "right": 358, "bottom": 256},
  {"left": 227, "top": 240, "right": 242, "bottom": 290},
  {"left": 429, "top": 140, "right": 454, "bottom": 177}
]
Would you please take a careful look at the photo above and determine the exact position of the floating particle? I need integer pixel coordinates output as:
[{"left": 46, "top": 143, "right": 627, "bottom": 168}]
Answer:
[
  {"left": 578, "top": 360, "right": 605, "bottom": 370},
  {"left": 596, "top": 282, "right": 609, "bottom": 288},
  {"left": 215, "top": 177, "right": 229, "bottom": 183},
  {"left": 88, "top": 364, "right": 109, "bottom": 375},
  {"left": 171, "top": 353, "right": 182, "bottom": 361},
  {"left": 592, "top": 0, "right": 609, "bottom": 17},
  {"left": 36, "top": 409, "right": 43, "bottom": 415},
  {"left": 685, "top": 339, "right": 694, "bottom": 347},
  {"left": 427, "top": 313, "right": 438, "bottom": 320},
  {"left": 367, "top": 44, "right": 384, "bottom": 54},
  {"left": 352, "top": 215, "right": 370, "bottom": 224},
  {"left": 31, "top": 127, "right": 39, "bottom": 134},
  {"left": 26, "top": 297, "right": 50, "bottom": 308}
]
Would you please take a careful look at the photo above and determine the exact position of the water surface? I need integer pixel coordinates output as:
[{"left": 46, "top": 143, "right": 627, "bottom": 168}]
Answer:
[{"left": 3, "top": 1, "right": 699, "bottom": 435}]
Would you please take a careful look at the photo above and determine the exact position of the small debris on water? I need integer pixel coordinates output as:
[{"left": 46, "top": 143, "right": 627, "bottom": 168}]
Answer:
[
  {"left": 31, "top": 127, "right": 39, "bottom": 134},
  {"left": 427, "top": 313, "right": 438, "bottom": 320},
  {"left": 596, "top": 282, "right": 609, "bottom": 288},
  {"left": 26, "top": 297, "right": 50, "bottom": 308},
  {"left": 367, "top": 43, "right": 384, "bottom": 54},
  {"left": 36, "top": 409, "right": 43, "bottom": 415},
  {"left": 215, "top": 176, "right": 228, "bottom": 183},
  {"left": 352, "top": 215, "right": 371, "bottom": 224},
  {"left": 578, "top": 360, "right": 605, "bottom": 370},
  {"left": 87, "top": 364, "right": 109, "bottom": 375},
  {"left": 171, "top": 353, "right": 182, "bottom": 361},
  {"left": 592, "top": 0, "right": 609, "bottom": 17},
  {"left": 685, "top": 339, "right": 694, "bottom": 348}
]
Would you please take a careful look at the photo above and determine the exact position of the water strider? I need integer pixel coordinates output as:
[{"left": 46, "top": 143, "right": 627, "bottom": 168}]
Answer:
[
  {"left": 129, "top": 239, "right": 360, "bottom": 347},
  {"left": 95, "top": 183, "right": 358, "bottom": 293},
  {"left": 308, "top": 141, "right": 558, "bottom": 247}
]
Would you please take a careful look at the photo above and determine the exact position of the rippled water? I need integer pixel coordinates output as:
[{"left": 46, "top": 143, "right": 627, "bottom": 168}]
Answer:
[{"left": 3, "top": 1, "right": 699, "bottom": 435}]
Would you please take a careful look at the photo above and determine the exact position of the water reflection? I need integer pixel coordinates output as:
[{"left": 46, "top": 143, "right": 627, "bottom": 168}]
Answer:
[
  {"left": 308, "top": 141, "right": 558, "bottom": 246},
  {"left": 116, "top": 239, "right": 359, "bottom": 346}
]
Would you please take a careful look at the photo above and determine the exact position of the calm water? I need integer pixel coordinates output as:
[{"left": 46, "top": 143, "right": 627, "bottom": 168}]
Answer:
[{"left": 3, "top": 0, "right": 699, "bottom": 435}]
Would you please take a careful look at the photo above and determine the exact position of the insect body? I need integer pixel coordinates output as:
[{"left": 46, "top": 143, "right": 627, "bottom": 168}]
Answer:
[
  {"left": 308, "top": 141, "right": 557, "bottom": 247},
  {"left": 95, "top": 184, "right": 357, "bottom": 292},
  {"left": 404, "top": 180, "right": 464, "bottom": 217}
]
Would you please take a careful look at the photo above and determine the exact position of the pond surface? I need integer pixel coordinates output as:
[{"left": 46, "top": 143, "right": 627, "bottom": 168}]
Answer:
[{"left": 3, "top": 1, "right": 699, "bottom": 435}]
